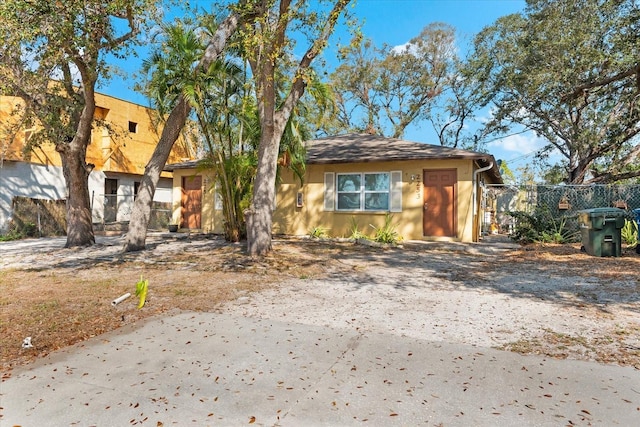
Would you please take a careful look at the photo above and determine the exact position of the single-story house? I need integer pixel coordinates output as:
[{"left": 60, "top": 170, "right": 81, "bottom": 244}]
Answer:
[{"left": 165, "top": 133, "right": 503, "bottom": 242}]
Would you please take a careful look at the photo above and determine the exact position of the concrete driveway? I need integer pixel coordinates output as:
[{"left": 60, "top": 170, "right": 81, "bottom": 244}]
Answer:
[{"left": 2, "top": 311, "right": 639, "bottom": 426}]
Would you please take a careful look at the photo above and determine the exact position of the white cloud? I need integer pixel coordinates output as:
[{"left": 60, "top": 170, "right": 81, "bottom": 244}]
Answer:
[
  {"left": 487, "top": 133, "right": 546, "bottom": 154},
  {"left": 390, "top": 42, "right": 417, "bottom": 56}
]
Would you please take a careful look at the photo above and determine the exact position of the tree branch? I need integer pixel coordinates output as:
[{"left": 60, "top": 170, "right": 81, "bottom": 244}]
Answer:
[
  {"left": 278, "top": 0, "right": 351, "bottom": 123},
  {"left": 561, "top": 63, "right": 640, "bottom": 101}
]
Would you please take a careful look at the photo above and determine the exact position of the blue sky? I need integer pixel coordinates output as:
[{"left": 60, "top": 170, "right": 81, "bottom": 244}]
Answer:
[{"left": 102, "top": 0, "right": 544, "bottom": 169}]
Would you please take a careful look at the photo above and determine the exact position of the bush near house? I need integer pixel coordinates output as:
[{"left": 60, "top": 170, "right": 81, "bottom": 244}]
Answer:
[{"left": 507, "top": 206, "right": 579, "bottom": 244}]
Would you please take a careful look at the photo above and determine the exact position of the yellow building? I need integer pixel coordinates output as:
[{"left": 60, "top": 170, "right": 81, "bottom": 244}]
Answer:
[
  {"left": 0, "top": 93, "right": 195, "bottom": 230},
  {"left": 166, "top": 134, "right": 502, "bottom": 242}
]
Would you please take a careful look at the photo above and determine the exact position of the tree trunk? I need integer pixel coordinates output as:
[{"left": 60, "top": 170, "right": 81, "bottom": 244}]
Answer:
[
  {"left": 58, "top": 82, "right": 97, "bottom": 248},
  {"left": 59, "top": 143, "right": 95, "bottom": 247},
  {"left": 246, "top": 130, "right": 282, "bottom": 256},
  {"left": 123, "top": 11, "right": 243, "bottom": 252},
  {"left": 245, "top": 0, "right": 351, "bottom": 257},
  {"left": 124, "top": 97, "right": 190, "bottom": 251}
]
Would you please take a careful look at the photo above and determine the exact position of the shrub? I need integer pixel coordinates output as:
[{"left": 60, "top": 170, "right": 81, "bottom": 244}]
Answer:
[
  {"left": 507, "top": 206, "right": 579, "bottom": 244},
  {"left": 0, "top": 220, "right": 37, "bottom": 241},
  {"left": 347, "top": 216, "right": 368, "bottom": 241},
  {"left": 0, "top": 223, "right": 24, "bottom": 241},
  {"left": 621, "top": 219, "right": 638, "bottom": 247},
  {"left": 371, "top": 213, "right": 402, "bottom": 245},
  {"left": 309, "top": 225, "right": 329, "bottom": 239}
]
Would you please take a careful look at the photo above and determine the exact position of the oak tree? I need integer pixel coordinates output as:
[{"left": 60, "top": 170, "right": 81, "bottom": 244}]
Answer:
[
  {"left": 241, "top": 0, "right": 353, "bottom": 256},
  {"left": 469, "top": 0, "right": 640, "bottom": 183},
  {"left": 0, "top": 0, "right": 156, "bottom": 247}
]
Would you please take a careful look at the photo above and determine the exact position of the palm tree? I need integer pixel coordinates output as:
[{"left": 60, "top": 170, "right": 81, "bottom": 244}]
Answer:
[
  {"left": 140, "top": 17, "right": 257, "bottom": 242},
  {"left": 139, "top": 15, "right": 337, "bottom": 243}
]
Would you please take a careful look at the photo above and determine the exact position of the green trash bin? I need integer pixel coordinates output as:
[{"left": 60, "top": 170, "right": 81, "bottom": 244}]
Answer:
[{"left": 578, "top": 208, "right": 626, "bottom": 257}]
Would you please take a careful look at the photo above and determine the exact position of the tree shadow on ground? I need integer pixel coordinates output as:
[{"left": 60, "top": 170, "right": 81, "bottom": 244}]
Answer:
[
  {"left": 314, "top": 241, "right": 640, "bottom": 315},
  {"left": 4, "top": 235, "right": 638, "bottom": 314}
]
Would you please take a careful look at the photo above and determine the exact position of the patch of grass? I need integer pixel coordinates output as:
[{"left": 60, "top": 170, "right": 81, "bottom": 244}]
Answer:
[
  {"left": 173, "top": 288, "right": 198, "bottom": 297},
  {"left": 34, "top": 300, "right": 60, "bottom": 311}
]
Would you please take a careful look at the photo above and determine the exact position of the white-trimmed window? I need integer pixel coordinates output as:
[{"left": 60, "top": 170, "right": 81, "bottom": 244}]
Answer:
[
  {"left": 332, "top": 172, "right": 389, "bottom": 211},
  {"left": 324, "top": 171, "right": 402, "bottom": 212}
]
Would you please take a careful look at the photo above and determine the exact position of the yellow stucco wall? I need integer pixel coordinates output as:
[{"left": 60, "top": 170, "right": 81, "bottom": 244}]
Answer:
[
  {"left": 1, "top": 93, "right": 191, "bottom": 177},
  {"left": 175, "top": 158, "right": 488, "bottom": 242},
  {"left": 170, "top": 168, "right": 222, "bottom": 233},
  {"left": 273, "top": 159, "right": 477, "bottom": 242}
]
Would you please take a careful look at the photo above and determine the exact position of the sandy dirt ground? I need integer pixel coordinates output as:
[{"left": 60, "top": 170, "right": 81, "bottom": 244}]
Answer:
[
  {"left": 1, "top": 234, "right": 639, "bottom": 372},
  {"left": 220, "top": 238, "right": 640, "bottom": 368}
]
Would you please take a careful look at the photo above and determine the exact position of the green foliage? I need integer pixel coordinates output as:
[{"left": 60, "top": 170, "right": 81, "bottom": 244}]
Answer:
[
  {"left": 498, "top": 160, "right": 516, "bottom": 185},
  {"left": 507, "top": 207, "right": 579, "bottom": 244},
  {"left": 621, "top": 219, "right": 638, "bottom": 247},
  {"left": 309, "top": 226, "right": 330, "bottom": 239},
  {"left": 327, "top": 23, "right": 463, "bottom": 141},
  {"left": 370, "top": 214, "right": 402, "bottom": 245},
  {"left": 1, "top": 0, "right": 158, "bottom": 247},
  {"left": 468, "top": 0, "right": 640, "bottom": 184},
  {"left": 0, "top": 227, "right": 25, "bottom": 242},
  {"left": 141, "top": 15, "right": 257, "bottom": 242},
  {"left": 0, "top": 218, "right": 40, "bottom": 241},
  {"left": 347, "top": 216, "right": 368, "bottom": 241},
  {"left": 141, "top": 10, "right": 336, "bottom": 243}
]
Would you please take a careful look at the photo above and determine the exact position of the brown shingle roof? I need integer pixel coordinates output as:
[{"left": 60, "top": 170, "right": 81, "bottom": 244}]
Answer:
[
  {"left": 166, "top": 133, "right": 503, "bottom": 183},
  {"left": 164, "top": 159, "right": 201, "bottom": 171},
  {"left": 306, "top": 134, "right": 502, "bottom": 183}
]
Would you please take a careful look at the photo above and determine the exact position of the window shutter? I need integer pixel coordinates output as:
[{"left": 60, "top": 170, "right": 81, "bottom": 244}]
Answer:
[
  {"left": 324, "top": 172, "right": 335, "bottom": 211},
  {"left": 214, "top": 182, "right": 223, "bottom": 210},
  {"left": 390, "top": 171, "right": 402, "bottom": 212}
]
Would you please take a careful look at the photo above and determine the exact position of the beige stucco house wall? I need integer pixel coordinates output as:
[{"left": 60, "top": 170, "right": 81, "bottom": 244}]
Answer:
[
  {"left": 166, "top": 134, "right": 502, "bottom": 242},
  {"left": 273, "top": 158, "right": 479, "bottom": 241},
  {"left": 169, "top": 168, "right": 220, "bottom": 231}
]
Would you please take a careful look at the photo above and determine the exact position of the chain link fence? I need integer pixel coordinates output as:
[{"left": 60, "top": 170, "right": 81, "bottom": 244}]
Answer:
[
  {"left": 96, "top": 194, "right": 172, "bottom": 231},
  {"left": 483, "top": 184, "right": 640, "bottom": 238}
]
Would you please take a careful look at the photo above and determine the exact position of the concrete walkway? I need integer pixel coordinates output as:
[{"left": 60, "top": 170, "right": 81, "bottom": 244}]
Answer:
[{"left": 2, "top": 311, "right": 639, "bottom": 426}]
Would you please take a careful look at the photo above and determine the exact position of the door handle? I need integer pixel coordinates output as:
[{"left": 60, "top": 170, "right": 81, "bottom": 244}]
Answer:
[{"left": 423, "top": 203, "right": 428, "bottom": 210}]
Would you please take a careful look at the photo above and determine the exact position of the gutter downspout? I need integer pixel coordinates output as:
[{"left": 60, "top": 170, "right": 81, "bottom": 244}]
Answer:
[{"left": 472, "top": 161, "right": 494, "bottom": 242}]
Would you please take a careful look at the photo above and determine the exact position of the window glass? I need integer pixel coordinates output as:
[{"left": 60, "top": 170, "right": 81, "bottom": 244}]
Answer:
[
  {"left": 337, "top": 174, "right": 360, "bottom": 191},
  {"left": 336, "top": 173, "right": 390, "bottom": 211},
  {"left": 337, "top": 174, "right": 361, "bottom": 210},
  {"left": 365, "top": 193, "right": 389, "bottom": 210},
  {"left": 365, "top": 173, "right": 389, "bottom": 191}
]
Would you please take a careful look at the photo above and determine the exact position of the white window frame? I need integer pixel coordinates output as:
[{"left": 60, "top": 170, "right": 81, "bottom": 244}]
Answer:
[
  {"left": 324, "top": 171, "right": 402, "bottom": 213},
  {"left": 334, "top": 172, "right": 398, "bottom": 212}
]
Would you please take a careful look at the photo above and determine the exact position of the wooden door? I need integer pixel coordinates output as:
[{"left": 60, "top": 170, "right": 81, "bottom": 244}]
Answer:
[
  {"left": 181, "top": 176, "right": 202, "bottom": 229},
  {"left": 423, "top": 169, "right": 456, "bottom": 237}
]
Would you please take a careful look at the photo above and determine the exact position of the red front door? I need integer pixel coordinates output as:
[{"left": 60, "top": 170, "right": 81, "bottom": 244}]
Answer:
[
  {"left": 181, "top": 176, "right": 202, "bottom": 229},
  {"left": 423, "top": 169, "right": 456, "bottom": 237}
]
